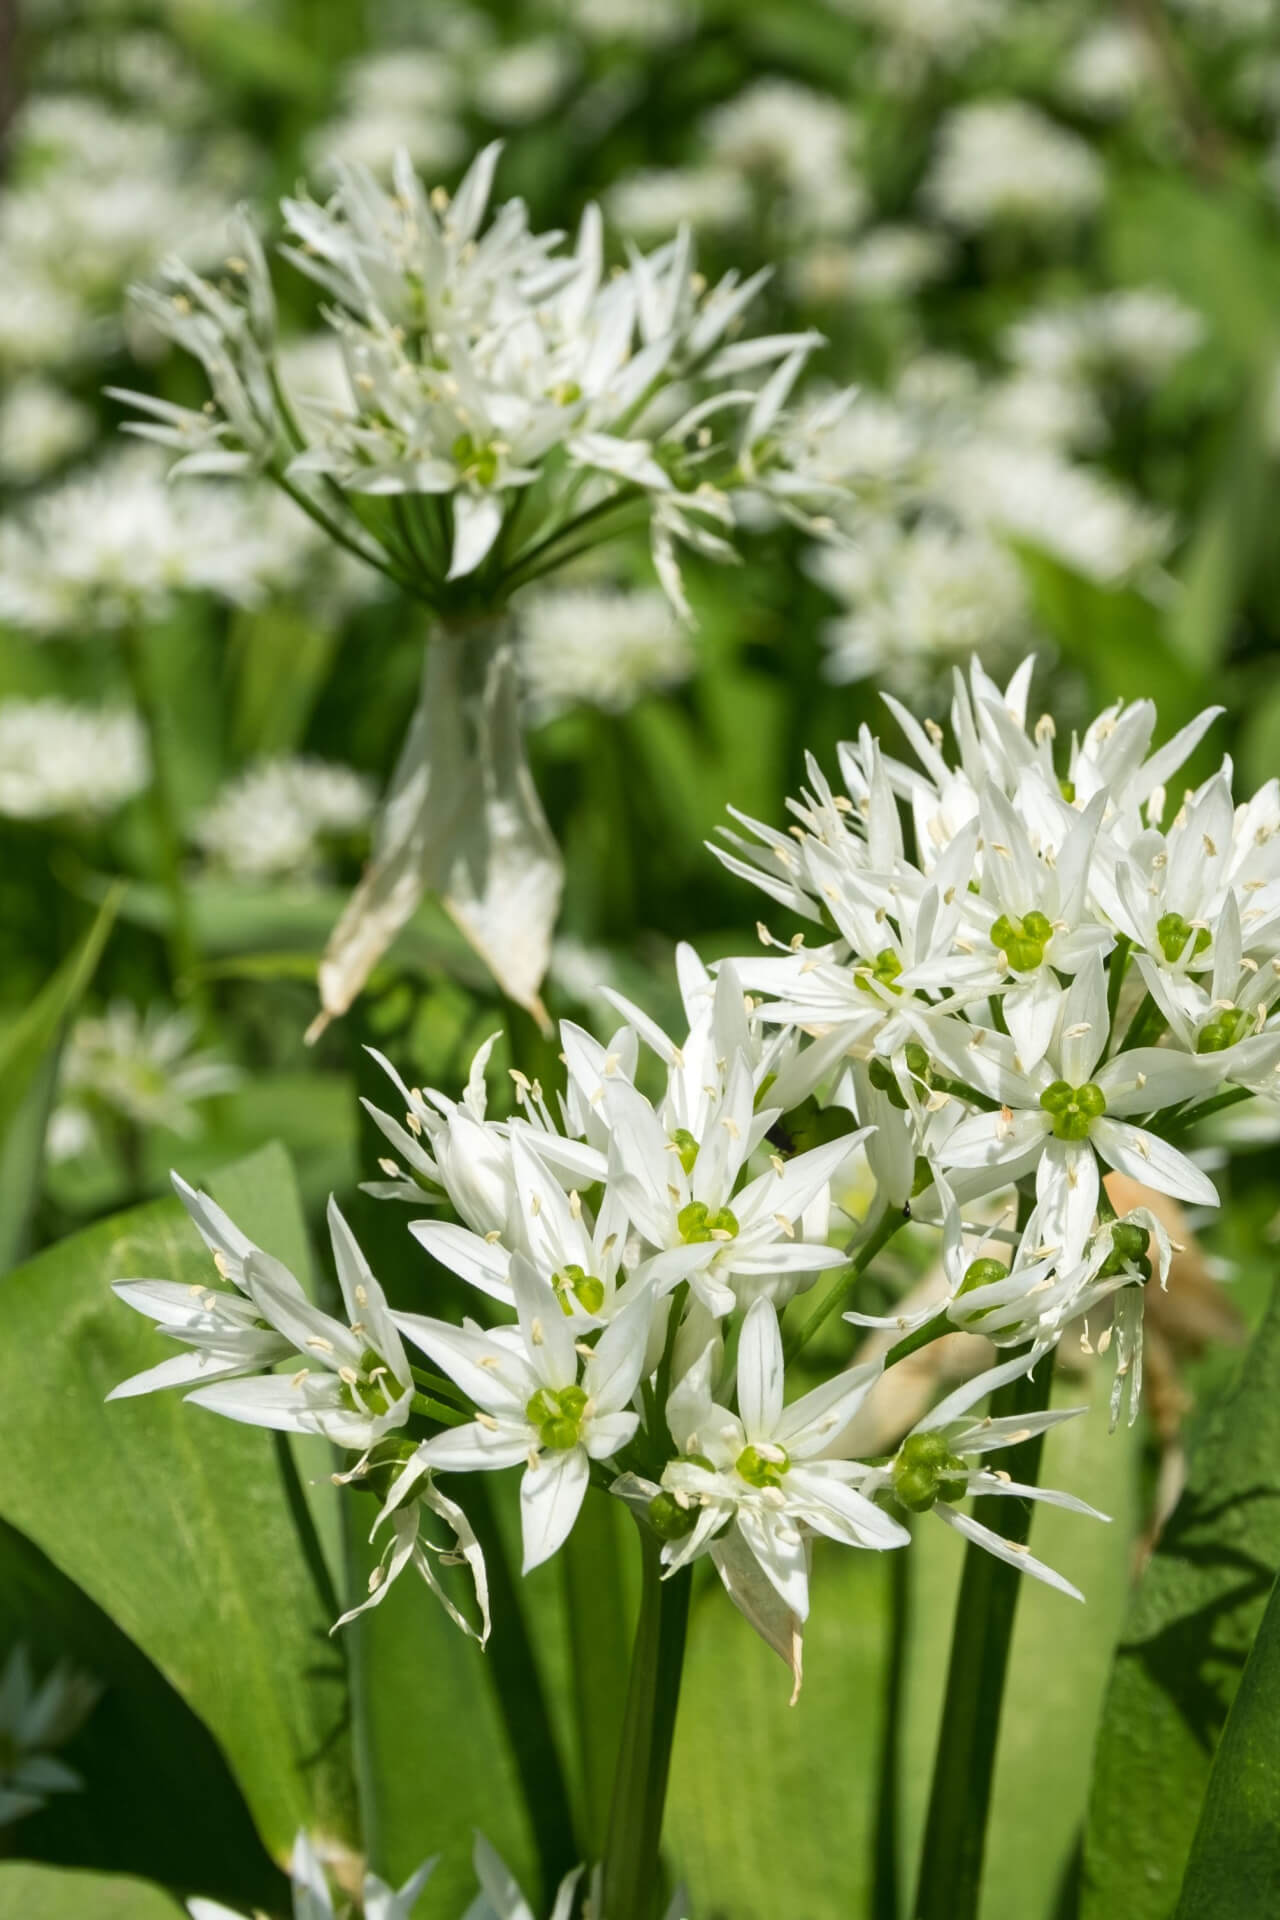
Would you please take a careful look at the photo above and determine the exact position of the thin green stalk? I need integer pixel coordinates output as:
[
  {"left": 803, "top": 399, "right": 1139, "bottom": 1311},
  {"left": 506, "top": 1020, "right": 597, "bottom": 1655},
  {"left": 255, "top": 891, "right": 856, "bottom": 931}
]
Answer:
[
  {"left": 464, "top": 1478, "right": 580, "bottom": 1903},
  {"left": 1119, "top": 991, "right": 1167, "bottom": 1053},
  {"left": 600, "top": 1527, "right": 692, "bottom": 1920},
  {"left": 873, "top": 1539, "right": 911, "bottom": 1920},
  {"left": 501, "top": 488, "right": 645, "bottom": 592},
  {"left": 784, "top": 1205, "right": 908, "bottom": 1362},
  {"left": 562, "top": 1487, "right": 633, "bottom": 1856},
  {"left": 119, "top": 624, "right": 204, "bottom": 1010},
  {"left": 273, "top": 1431, "right": 342, "bottom": 1626},
  {"left": 912, "top": 1347, "right": 1057, "bottom": 1920}
]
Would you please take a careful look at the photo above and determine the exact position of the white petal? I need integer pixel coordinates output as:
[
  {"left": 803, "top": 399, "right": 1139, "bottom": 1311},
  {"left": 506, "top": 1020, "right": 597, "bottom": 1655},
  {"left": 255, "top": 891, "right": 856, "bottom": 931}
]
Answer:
[
  {"left": 419, "top": 1421, "right": 530, "bottom": 1473},
  {"left": 448, "top": 490, "right": 504, "bottom": 579},
  {"left": 520, "top": 1446, "right": 590, "bottom": 1571},
  {"left": 1090, "top": 1118, "right": 1219, "bottom": 1207},
  {"left": 736, "top": 1297, "right": 785, "bottom": 1440},
  {"left": 932, "top": 1503, "right": 1084, "bottom": 1601}
]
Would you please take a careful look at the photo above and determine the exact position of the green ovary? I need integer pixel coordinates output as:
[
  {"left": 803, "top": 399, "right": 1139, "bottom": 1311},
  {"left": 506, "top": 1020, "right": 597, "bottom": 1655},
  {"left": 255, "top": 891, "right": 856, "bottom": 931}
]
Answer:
[
  {"left": 992, "top": 909, "right": 1053, "bottom": 972},
  {"left": 1098, "top": 1221, "right": 1152, "bottom": 1282},
  {"left": 451, "top": 432, "right": 499, "bottom": 487},
  {"left": 892, "top": 1431, "right": 969, "bottom": 1513},
  {"left": 856, "top": 947, "right": 904, "bottom": 996},
  {"left": 553, "top": 1264, "right": 605, "bottom": 1315},
  {"left": 1039, "top": 1078, "right": 1106, "bottom": 1141},
  {"left": 647, "top": 1490, "right": 697, "bottom": 1540},
  {"left": 526, "top": 1383, "right": 588, "bottom": 1451},
  {"left": 1196, "top": 1007, "right": 1251, "bottom": 1054},
  {"left": 671, "top": 1127, "right": 700, "bottom": 1174},
  {"left": 736, "top": 1443, "right": 789, "bottom": 1489},
  {"left": 1156, "top": 911, "right": 1211, "bottom": 966},
  {"left": 678, "top": 1200, "right": 739, "bottom": 1244}
]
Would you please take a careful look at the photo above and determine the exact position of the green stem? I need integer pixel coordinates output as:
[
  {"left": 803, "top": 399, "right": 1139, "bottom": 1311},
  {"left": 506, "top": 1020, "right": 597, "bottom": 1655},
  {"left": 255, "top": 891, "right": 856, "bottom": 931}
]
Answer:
[
  {"left": 600, "top": 1527, "right": 692, "bottom": 1920},
  {"left": 464, "top": 1479, "right": 580, "bottom": 1903},
  {"left": 784, "top": 1205, "right": 908, "bottom": 1363},
  {"left": 1119, "top": 991, "right": 1167, "bottom": 1053},
  {"left": 873, "top": 1539, "right": 911, "bottom": 1920},
  {"left": 119, "top": 624, "right": 204, "bottom": 1011},
  {"left": 562, "top": 1486, "right": 632, "bottom": 1856},
  {"left": 912, "top": 1347, "right": 1056, "bottom": 1920}
]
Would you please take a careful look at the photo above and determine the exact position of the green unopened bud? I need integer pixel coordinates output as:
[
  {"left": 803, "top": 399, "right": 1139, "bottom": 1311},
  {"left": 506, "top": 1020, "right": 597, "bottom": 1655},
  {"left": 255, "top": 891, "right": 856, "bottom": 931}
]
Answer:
[
  {"left": 648, "top": 1491, "right": 696, "bottom": 1540},
  {"left": 671, "top": 1128, "right": 700, "bottom": 1175},
  {"left": 959, "top": 1257, "right": 1009, "bottom": 1294},
  {"left": 911, "top": 1155, "right": 935, "bottom": 1198},
  {"left": 1039, "top": 1079, "right": 1106, "bottom": 1140},
  {"left": 992, "top": 910, "right": 1053, "bottom": 973},
  {"left": 868, "top": 1055, "right": 907, "bottom": 1110},
  {"left": 905, "top": 1042, "right": 931, "bottom": 1079},
  {"left": 1156, "top": 911, "right": 1211, "bottom": 966},
  {"left": 1059, "top": 779, "right": 1076, "bottom": 803},
  {"left": 892, "top": 1431, "right": 969, "bottom": 1513},
  {"left": 736, "top": 1443, "right": 788, "bottom": 1489}
]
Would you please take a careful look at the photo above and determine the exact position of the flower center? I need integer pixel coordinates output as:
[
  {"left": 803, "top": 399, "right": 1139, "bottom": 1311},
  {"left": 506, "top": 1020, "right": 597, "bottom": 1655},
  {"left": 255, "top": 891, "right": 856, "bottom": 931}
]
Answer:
[
  {"left": 892, "top": 1431, "right": 969, "bottom": 1513},
  {"left": 526, "top": 1383, "right": 588, "bottom": 1451},
  {"left": 671, "top": 1127, "right": 700, "bottom": 1175},
  {"left": 678, "top": 1200, "right": 739, "bottom": 1244},
  {"left": 647, "top": 1490, "right": 697, "bottom": 1540},
  {"left": 736, "top": 1443, "right": 789, "bottom": 1489},
  {"left": 451, "top": 431, "right": 499, "bottom": 487},
  {"left": 855, "top": 947, "right": 904, "bottom": 996},
  {"left": 1097, "top": 1221, "right": 1152, "bottom": 1281},
  {"left": 552, "top": 1264, "right": 605, "bottom": 1315},
  {"left": 1156, "top": 911, "right": 1211, "bottom": 966},
  {"left": 1039, "top": 1079, "right": 1106, "bottom": 1140},
  {"left": 991, "top": 910, "right": 1053, "bottom": 972},
  {"left": 1196, "top": 1007, "right": 1251, "bottom": 1054}
]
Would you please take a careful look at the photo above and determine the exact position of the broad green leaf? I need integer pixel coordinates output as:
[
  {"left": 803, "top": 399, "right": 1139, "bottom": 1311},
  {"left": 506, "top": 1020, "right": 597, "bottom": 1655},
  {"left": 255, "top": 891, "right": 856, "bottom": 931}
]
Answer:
[
  {"left": 0, "top": 1517, "right": 283, "bottom": 1912},
  {"left": 229, "top": 606, "right": 340, "bottom": 760},
  {"left": 0, "top": 1142, "right": 358, "bottom": 1862},
  {"left": 1173, "top": 1570, "right": 1280, "bottom": 1917},
  {"left": 0, "top": 1863, "right": 182, "bottom": 1919},
  {"left": 0, "top": 891, "right": 119, "bottom": 1270},
  {"left": 1082, "top": 1273, "right": 1280, "bottom": 1919}
]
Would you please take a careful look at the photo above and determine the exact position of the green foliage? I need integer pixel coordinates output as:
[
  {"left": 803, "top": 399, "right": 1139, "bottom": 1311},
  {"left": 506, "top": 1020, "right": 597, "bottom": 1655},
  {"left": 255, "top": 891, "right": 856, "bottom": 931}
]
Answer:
[
  {"left": 1172, "top": 1567, "right": 1280, "bottom": 1918},
  {"left": 1083, "top": 1275, "right": 1280, "bottom": 1920},
  {"left": 0, "top": 1143, "right": 358, "bottom": 1865},
  {"left": 0, "top": 1863, "right": 182, "bottom": 1918}
]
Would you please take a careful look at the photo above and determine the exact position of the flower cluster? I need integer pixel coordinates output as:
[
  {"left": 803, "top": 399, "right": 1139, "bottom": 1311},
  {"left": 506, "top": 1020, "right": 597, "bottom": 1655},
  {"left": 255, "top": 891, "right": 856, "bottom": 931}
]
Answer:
[
  {"left": 111, "top": 654, "right": 1275, "bottom": 1688},
  {"left": 0, "top": 699, "right": 149, "bottom": 823},
  {"left": 193, "top": 757, "right": 375, "bottom": 881},
  {"left": 112, "top": 141, "right": 845, "bottom": 614}
]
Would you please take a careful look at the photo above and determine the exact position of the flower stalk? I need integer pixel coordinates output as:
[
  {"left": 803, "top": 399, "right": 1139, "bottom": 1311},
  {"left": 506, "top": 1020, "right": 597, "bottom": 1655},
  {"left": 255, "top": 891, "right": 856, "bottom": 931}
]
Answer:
[
  {"left": 600, "top": 1527, "right": 693, "bottom": 1920},
  {"left": 912, "top": 1346, "right": 1057, "bottom": 1920}
]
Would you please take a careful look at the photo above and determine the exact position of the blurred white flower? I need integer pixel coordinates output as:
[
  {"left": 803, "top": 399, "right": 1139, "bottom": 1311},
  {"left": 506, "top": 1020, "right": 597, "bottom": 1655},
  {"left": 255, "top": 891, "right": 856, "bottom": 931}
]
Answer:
[
  {"left": 0, "top": 273, "right": 85, "bottom": 371},
  {"left": 305, "top": 49, "right": 467, "bottom": 178},
  {"left": 0, "top": 700, "right": 149, "bottom": 821},
  {"left": 1004, "top": 289, "right": 1206, "bottom": 391},
  {"left": 0, "top": 377, "right": 94, "bottom": 483},
  {"left": 811, "top": 519, "right": 1031, "bottom": 694},
  {"left": 563, "top": 0, "right": 697, "bottom": 42},
  {"left": 517, "top": 583, "right": 695, "bottom": 719},
  {"left": 703, "top": 79, "right": 867, "bottom": 233},
  {"left": 473, "top": 38, "right": 576, "bottom": 123},
  {"left": 923, "top": 100, "right": 1104, "bottom": 233},
  {"left": 1060, "top": 21, "right": 1155, "bottom": 116},
  {"left": 791, "top": 225, "right": 951, "bottom": 305},
  {"left": 0, "top": 1645, "right": 99, "bottom": 1829},
  {"left": 51, "top": 1003, "right": 239, "bottom": 1150},
  {"left": 189, "top": 1831, "right": 435, "bottom": 1920},
  {"left": 832, "top": 0, "right": 1010, "bottom": 73},
  {"left": 0, "top": 446, "right": 318, "bottom": 632},
  {"left": 193, "top": 757, "right": 375, "bottom": 880},
  {"left": 607, "top": 166, "right": 752, "bottom": 240}
]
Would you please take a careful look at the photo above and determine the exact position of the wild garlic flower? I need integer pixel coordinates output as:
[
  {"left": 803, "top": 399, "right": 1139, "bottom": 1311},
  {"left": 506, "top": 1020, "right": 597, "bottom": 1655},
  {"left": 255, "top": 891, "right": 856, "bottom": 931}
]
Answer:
[
  {"left": 113, "top": 142, "right": 854, "bottom": 1028},
  {"left": 193, "top": 757, "right": 375, "bottom": 880},
  {"left": 1003, "top": 290, "right": 1206, "bottom": 395},
  {"left": 0, "top": 1644, "right": 99, "bottom": 1828},
  {"left": 858, "top": 1354, "right": 1109, "bottom": 1600},
  {"left": 50, "top": 1003, "right": 238, "bottom": 1158},
  {"left": 0, "top": 376, "right": 93, "bottom": 483},
  {"left": 922, "top": 100, "right": 1104, "bottom": 234},
  {"left": 517, "top": 583, "right": 695, "bottom": 719},
  {"left": 607, "top": 167, "right": 753, "bottom": 242},
  {"left": 0, "top": 447, "right": 316, "bottom": 633},
  {"left": 701, "top": 79, "right": 867, "bottom": 234},
  {"left": 188, "top": 1831, "right": 436, "bottom": 1920},
  {"left": 0, "top": 700, "right": 149, "bottom": 822}
]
